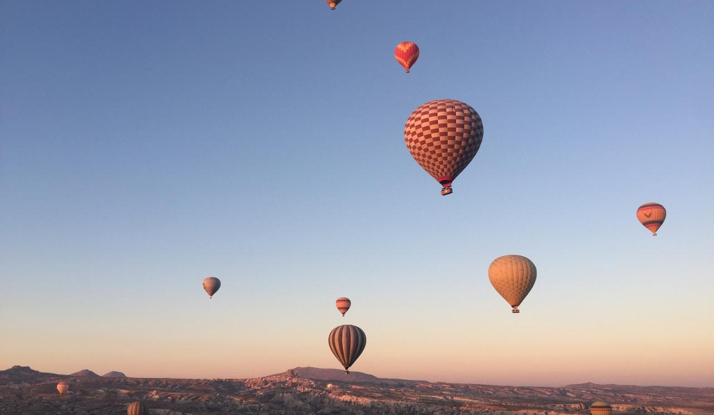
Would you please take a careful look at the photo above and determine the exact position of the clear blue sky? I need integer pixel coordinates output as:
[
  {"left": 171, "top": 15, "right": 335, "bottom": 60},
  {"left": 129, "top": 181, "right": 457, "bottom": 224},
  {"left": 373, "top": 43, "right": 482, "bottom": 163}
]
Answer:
[{"left": 1, "top": 1, "right": 713, "bottom": 386}]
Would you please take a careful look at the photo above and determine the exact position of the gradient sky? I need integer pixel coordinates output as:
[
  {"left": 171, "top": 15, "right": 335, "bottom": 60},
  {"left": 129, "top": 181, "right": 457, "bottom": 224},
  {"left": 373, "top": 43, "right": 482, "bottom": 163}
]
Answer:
[{"left": 1, "top": 1, "right": 713, "bottom": 387}]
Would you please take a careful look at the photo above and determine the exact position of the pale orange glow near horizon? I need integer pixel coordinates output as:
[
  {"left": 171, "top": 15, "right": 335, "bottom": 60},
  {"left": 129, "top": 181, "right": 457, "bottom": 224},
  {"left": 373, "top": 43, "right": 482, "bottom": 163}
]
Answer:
[{"left": 4, "top": 285, "right": 713, "bottom": 387}]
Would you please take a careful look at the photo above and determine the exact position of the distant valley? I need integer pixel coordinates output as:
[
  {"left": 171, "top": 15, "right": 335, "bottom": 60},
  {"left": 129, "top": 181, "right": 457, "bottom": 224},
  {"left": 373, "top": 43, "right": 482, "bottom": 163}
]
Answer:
[{"left": 1, "top": 365, "right": 712, "bottom": 415}]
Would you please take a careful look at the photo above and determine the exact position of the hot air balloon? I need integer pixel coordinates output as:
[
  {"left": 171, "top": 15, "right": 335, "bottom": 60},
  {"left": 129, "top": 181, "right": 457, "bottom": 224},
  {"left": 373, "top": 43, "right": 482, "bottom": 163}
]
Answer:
[
  {"left": 637, "top": 202, "right": 666, "bottom": 236},
  {"left": 202, "top": 277, "right": 221, "bottom": 299},
  {"left": 488, "top": 255, "right": 537, "bottom": 313},
  {"left": 56, "top": 381, "right": 69, "bottom": 395},
  {"left": 328, "top": 325, "right": 366, "bottom": 374},
  {"left": 127, "top": 401, "right": 149, "bottom": 415},
  {"left": 404, "top": 99, "right": 484, "bottom": 195},
  {"left": 395, "top": 42, "right": 419, "bottom": 73},
  {"left": 325, "top": 0, "right": 341, "bottom": 10},
  {"left": 590, "top": 401, "right": 612, "bottom": 415},
  {"left": 335, "top": 297, "right": 351, "bottom": 316}
]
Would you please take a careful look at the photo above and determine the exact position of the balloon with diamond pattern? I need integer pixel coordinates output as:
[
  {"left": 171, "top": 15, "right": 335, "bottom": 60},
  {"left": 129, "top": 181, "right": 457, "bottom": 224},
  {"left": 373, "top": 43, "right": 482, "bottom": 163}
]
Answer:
[
  {"left": 395, "top": 42, "right": 419, "bottom": 73},
  {"left": 404, "top": 99, "right": 484, "bottom": 195}
]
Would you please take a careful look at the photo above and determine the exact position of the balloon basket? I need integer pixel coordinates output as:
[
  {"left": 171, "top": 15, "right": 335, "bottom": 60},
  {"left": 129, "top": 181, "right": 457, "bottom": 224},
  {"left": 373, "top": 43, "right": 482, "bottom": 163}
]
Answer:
[{"left": 441, "top": 187, "right": 453, "bottom": 196}]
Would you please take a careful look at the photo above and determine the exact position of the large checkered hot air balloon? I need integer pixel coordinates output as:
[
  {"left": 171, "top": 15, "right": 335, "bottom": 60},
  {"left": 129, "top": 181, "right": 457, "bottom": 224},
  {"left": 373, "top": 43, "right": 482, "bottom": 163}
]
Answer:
[
  {"left": 325, "top": 0, "right": 341, "bottom": 10},
  {"left": 395, "top": 42, "right": 419, "bottom": 73},
  {"left": 328, "top": 325, "right": 366, "bottom": 374},
  {"left": 488, "top": 255, "right": 537, "bottom": 314},
  {"left": 637, "top": 202, "right": 666, "bottom": 236},
  {"left": 404, "top": 99, "right": 484, "bottom": 195}
]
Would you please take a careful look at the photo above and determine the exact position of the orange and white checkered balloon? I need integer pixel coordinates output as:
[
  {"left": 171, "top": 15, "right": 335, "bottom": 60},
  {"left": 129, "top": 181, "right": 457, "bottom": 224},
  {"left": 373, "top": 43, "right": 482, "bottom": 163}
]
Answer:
[{"left": 404, "top": 99, "right": 483, "bottom": 195}]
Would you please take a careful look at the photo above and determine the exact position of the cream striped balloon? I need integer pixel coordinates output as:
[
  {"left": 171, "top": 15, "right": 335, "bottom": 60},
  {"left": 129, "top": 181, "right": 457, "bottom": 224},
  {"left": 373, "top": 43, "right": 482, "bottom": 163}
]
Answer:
[
  {"left": 488, "top": 255, "right": 537, "bottom": 313},
  {"left": 56, "top": 381, "right": 69, "bottom": 395},
  {"left": 328, "top": 325, "right": 366, "bottom": 374},
  {"left": 590, "top": 401, "right": 612, "bottom": 415},
  {"left": 127, "top": 401, "right": 149, "bottom": 415},
  {"left": 202, "top": 277, "right": 221, "bottom": 299}
]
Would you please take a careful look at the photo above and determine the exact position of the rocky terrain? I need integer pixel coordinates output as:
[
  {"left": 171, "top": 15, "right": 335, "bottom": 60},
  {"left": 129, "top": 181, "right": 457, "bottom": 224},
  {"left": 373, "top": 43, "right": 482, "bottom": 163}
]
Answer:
[
  {"left": 70, "top": 370, "right": 101, "bottom": 378},
  {"left": 0, "top": 366, "right": 711, "bottom": 415},
  {"left": 102, "top": 372, "right": 128, "bottom": 378}
]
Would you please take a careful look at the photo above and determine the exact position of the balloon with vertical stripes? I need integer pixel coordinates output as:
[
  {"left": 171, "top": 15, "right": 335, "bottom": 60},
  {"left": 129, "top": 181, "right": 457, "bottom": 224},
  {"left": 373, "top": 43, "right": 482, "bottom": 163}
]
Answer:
[
  {"left": 202, "top": 277, "right": 221, "bottom": 299},
  {"left": 127, "top": 401, "right": 149, "bottom": 415},
  {"left": 335, "top": 297, "right": 351, "bottom": 316},
  {"left": 637, "top": 202, "right": 666, "bottom": 236},
  {"left": 590, "top": 401, "right": 612, "bottom": 415},
  {"left": 328, "top": 324, "right": 366, "bottom": 374},
  {"left": 488, "top": 255, "right": 537, "bottom": 314},
  {"left": 56, "top": 381, "right": 69, "bottom": 395}
]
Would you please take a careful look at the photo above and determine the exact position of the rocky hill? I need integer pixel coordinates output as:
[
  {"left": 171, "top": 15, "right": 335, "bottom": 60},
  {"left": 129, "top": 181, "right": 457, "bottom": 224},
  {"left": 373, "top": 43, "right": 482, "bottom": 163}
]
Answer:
[
  {"left": 0, "top": 366, "right": 61, "bottom": 381},
  {"left": 69, "top": 369, "right": 100, "bottom": 377},
  {"left": 0, "top": 366, "right": 711, "bottom": 415},
  {"left": 102, "top": 371, "right": 127, "bottom": 378},
  {"left": 278, "top": 367, "right": 421, "bottom": 384}
]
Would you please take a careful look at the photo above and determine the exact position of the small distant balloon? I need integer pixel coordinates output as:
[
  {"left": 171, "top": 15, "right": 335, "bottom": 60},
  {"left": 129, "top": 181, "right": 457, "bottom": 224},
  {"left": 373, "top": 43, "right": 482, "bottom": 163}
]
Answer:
[
  {"left": 637, "top": 202, "right": 666, "bottom": 236},
  {"left": 488, "top": 255, "right": 537, "bottom": 313},
  {"left": 202, "top": 277, "right": 221, "bottom": 299},
  {"left": 335, "top": 297, "right": 351, "bottom": 316},
  {"left": 395, "top": 42, "right": 419, "bottom": 73},
  {"left": 590, "top": 401, "right": 612, "bottom": 415},
  {"left": 325, "top": 0, "right": 342, "bottom": 10},
  {"left": 127, "top": 401, "right": 149, "bottom": 415},
  {"left": 328, "top": 325, "right": 366, "bottom": 374},
  {"left": 56, "top": 381, "right": 69, "bottom": 395}
]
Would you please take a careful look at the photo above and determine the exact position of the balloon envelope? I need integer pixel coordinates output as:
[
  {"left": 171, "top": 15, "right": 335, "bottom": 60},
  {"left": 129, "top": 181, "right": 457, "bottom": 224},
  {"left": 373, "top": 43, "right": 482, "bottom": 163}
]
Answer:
[
  {"left": 404, "top": 99, "right": 483, "bottom": 195},
  {"left": 637, "top": 202, "right": 666, "bottom": 236},
  {"left": 127, "top": 401, "right": 149, "bottom": 415},
  {"left": 488, "top": 255, "right": 537, "bottom": 313},
  {"left": 590, "top": 401, "right": 612, "bottom": 415},
  {"left": 328, "top": 325, "right": 366, "bottom": 373},
  {"left": 325, "top": 0, "right": 342, "bottom": 10},
  {"left": 202, "top": 277, "right": 221, "bottom": 298},
  {"left": 56, "top": 381, "right": 69, "bottom": 394},
  {"left": 395, "top": 42, "right": 419, "bottom": 73},
  {"left": 335, "top": 297, "right": 351, "bottom": 316}
]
